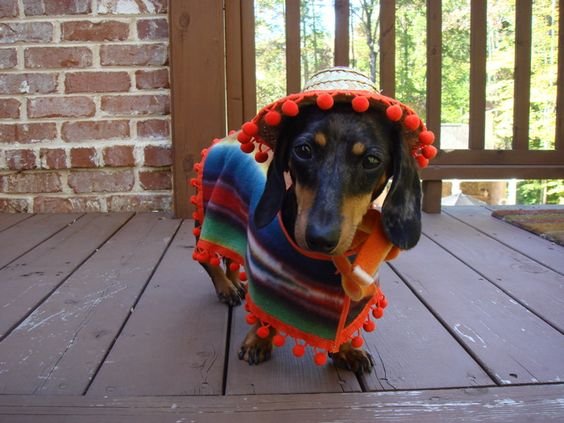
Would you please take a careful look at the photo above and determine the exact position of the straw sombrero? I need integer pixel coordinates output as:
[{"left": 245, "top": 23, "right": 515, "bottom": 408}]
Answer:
[{"left": 235, "top": 67, "right": 437, "bottom": 167}]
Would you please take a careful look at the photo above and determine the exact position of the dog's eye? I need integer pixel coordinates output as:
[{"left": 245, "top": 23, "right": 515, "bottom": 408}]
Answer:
[
  {"left": 293, "top": 144, "right": 313, "bottom": 160},
  {"left": 362, "top": 154, "right": 381, "bottom": 169}
]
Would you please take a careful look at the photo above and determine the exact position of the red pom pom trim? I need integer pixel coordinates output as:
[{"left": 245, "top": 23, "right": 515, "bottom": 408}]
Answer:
[
  {"left": 242, "top": 121, "right": 259, "bottom": 136},
  {"left": 209, "top": 256, "right": 221, "bottom": 266},
  {"left": 372, "top": 307, "right": 384, "bottom": 319},
  {"left": 245, "top": 313, "right": 258, "bottom": 325},
  {"left": 316, "top": 93, "right": 334, "bottom": 110},
  {"left": 239, "top": 271, "right": 248, "bottom": 281},
  {"left": 416, "top": 155, "right": 429, "bottom": 168},
  {"left": 404, "top": 114, "right": 421, "bottom": 131},
  {"left": 237, "top": 131, "right": 252, "bottom": 144},
  {"left": 256, "top": 326, "right": 270, "bottom": 339},
  {"left": 273, "top": 334, "right": 285, "bottom": 347},
  {"left": 240, "top": 142, "right": 255, "bottom": 154},
  {"left": 419, "top": 130, "right": 435, "bottom": 145},
  {"left": 363, "top": 320, "right": 376, "bottom": 332},
  {"left": 351, "top": 336, "right": 364, "bottom": 348},
  {"left": 352, "top": 95, "right": 370, "bottom": 112},
  {"left": 255, "top": 151, "right": 269, "bottom": 163},
  {"left": 422, "top": 145, "right": 438, "bottom": 159},
  {"left": 386, "top": 104, "right": 403, "bottom": 121},
  {"left": 264, "top": 111, "right": 282, "bottom": 126},
  {"left": 314, "top": 352, "right": 328, "bottom": 366},
  {"left": 281, "top": 100, "right": 299, "bottom": 116},
  {"left": 229, "top": 262, "right": 240, "bottom": 272},
  {"left": 292, "top": 344, "right": 306, "bottom": 357}
]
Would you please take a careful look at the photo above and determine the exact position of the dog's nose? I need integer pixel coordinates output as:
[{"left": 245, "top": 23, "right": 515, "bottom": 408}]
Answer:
[{"left": 306, "top": 225, "right": 339, "bottom": 254}]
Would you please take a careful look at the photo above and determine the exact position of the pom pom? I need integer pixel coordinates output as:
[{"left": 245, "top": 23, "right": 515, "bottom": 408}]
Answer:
[
  {"left": 316, "top": 94, "right": 334, "bottom": 110},
  {"left": 416, "top": 154, "right": 430, "bottom": 168},
  {"left": 419, "top": 130, "right": 435, "bottom": 145},
  {"left": 255, "top": 151, "right": 269, "bottom": 163},
  {"left": 282, "top": 100, "right": 299, "bottom": 116},
  {"left": 386, "top": 104, "right": 403, "bottom": 121},
  {"left": 422, "top": 145, "right": 438, "bottom": 160},
  {"left": 352, "top": 95, "right": 370, "bottom": 112},
  {"left": 242, "top": 122, "right": 259, "bottom": 136},
  {"left": 372, "top": 307, "right": 384, "bottom": 319},
  {"left": 351, "top": 336, "right": 364, "bottom": 348},
  {"left": 380, "top": 296, "right": 389, "bottom": 309},
  {"left": 237, "top": 131, "right": 252, "bottom": 144},
  {"left": 314, "top": 352, "right": 328, "bottom": 366},
  {"left": 273, "top": 334, "right": 285, "bottom": 347},
  {"left": 192, "top": 212, "right": 199, "bottom": 220},
  {"left": 228, "top": 262, "right": 240, "bottom": 272},
  {"left": 256, "top": 326, "right": 270, "bottom": 339},
  {"left": 264, "top": 111, "right": 282, "bottom": 126},
  {"left": 209, "top": 256, "right": 220, "bottom": 266},
  {"left": 192, "top": 227, "right": 201, "bottom": 237},
  {"left": 363, "top": 320, "right": 376, "bottom": 332},
  {"left": 245, "top": 313, "right": 257, "bottom": 325},
  {"left": 404, "top": 114, "right": 421, "bottom": 131},
  {"left": 240, "top": 142, "right": 255, "bottom": 154},
  {"left": 239, "top": 271, "right": 248, "bottom": 281},
  {"left": 292, "top": 344, "right": 305, "bottom": 358}
]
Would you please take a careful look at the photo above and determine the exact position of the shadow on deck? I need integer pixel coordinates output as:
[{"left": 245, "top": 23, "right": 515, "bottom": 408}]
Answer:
[{"left": 0, "top": 207, "right": 563, "bottom": 422}]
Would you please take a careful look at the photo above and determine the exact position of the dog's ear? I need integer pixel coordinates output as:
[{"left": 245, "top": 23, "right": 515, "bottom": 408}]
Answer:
[
  {"left": 253, "top": 151, "right": 287, "bottom": 228},
  {"left": 381, "top": 131, "right": 422, "bottom": 250}
]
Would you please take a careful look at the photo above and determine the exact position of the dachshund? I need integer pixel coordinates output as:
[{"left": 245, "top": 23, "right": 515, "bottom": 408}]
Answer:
[{"left": 198, "top": 103, "right": 422, "bottom": 373}]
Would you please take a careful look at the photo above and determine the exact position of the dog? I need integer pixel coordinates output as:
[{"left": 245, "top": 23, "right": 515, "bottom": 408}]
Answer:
[{"left": 194, "top": 101, "right": 422, "bottom": 373}]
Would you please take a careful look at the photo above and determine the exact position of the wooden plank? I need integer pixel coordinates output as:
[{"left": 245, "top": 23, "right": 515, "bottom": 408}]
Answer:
[
  {"left": 421, "top": 164, "right": 564, "bottom": 180},
  {"left": 512, "top": 0, "right": 532, "bottom": 151},
  {"left": 0, "top": 213, "right": 133, "bottom": 339},
  {"left": 379, "top": 0, "right": 395, "bottom": 96},
  {"left": 87, "top": 220, "right": 228, "bottom": 396},
  {"left": 225, "top": 303, "right": 361, "bottom": 394},
  {"left": 0, "top": 214, "right": 83, "bottom": 269},
  {"left": 391, "top": 223, "right": 564, "bottom": 385},
  {"left": 0, "top": 214, "right": 181, "bottom": 395},
  {"left": 428, "top": 149, "right": 563, "bottom": 165},
  {"left": 1, "top": 384, "right": 563, "bottom": 422},
  {"left": 334, "top": 0, "right": 350, "bottom": 66},
  {"left": 445, "top": 206, "right": 564, "bottom": 275},
  {"left": 285, "top": 0, "right": 301, "bottom": 93},
  {"left": 170, "top": 0, "right": 226, "bottom": 218},
  {"left": 361, "top": 265, "right": 493, "bottom": 391},
  {"left": 0, "top": 214, "right": 31, "bottom": 232},
  {"left": 421, "top": 212, "right": 564, "bottom": 331},
  {"left": 469, "top": 0, "right": 487, "bottom": 150}
]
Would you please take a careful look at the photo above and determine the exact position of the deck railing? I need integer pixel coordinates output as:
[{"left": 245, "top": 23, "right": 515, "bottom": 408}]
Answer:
[{"left": 170, "top": 0, "right": 563, "bottom": 218}]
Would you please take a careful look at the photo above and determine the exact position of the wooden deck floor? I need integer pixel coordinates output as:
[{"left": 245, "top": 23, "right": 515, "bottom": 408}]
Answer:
[{"left": 0, "top": 207, "right": 563, "bottom": 422}]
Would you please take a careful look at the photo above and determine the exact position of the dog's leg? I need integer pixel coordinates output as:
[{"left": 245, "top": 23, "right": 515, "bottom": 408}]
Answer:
[
  {"left": 225, "top": 258, "right": 246, "bottom": 299},
  {"left": 201, "top": 262, "right": 244, "bottom": 306},
  {"left": 329, "top": 341, "right": 374, "bottom": 373},
  {"left": 238, "top": 323, "right": 275, "bottom": 365}
]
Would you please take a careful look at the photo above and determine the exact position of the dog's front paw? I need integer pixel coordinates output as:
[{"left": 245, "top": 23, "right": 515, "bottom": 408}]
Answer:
[
  {"left": 329, "top": 342, "right": 374, "bottom": 373},
  {"left": 216, "top": 283, "right": 246, "bottom": 306},
  {"left": 238, "top": 326, "right": 274, "bottom": 365}
]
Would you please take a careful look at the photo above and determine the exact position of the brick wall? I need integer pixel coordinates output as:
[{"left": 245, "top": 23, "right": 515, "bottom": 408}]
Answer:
[{"left": 0, "top": 0, "right": 172, "bottom": 213}]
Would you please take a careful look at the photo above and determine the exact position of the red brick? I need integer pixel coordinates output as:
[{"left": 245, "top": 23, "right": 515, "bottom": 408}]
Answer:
[
  {"left": 107, "top": 194, "right": 171, "bottom": 212},
  {"left": 137, "top": 119, "right": 169, "bottom": 138},
  {"left": 143, "top": 145, "right": 171, "bottom": 166},
  {"left": 137, "top": 18, "right": 168, "bottom": 40},
  {"left": 5, "top": 149, "right": 37, "bottom": 170},
  {"left": 98, "top": 0, "right": 168, "bottom": 14},
  {"left": 28, "top": 96, "right": 96, "bottom": 118},
  {"left": 68, "top": 169, "right": 134, "bottom": 193},
  {"left": 0, "top": 99, "right": 20, "bottom": 119},
  {"left": 62, "top": 20, "right": 129, "bottom": 41},
  {"left": 40, "top": 148, "right": 67, "bottom": 169},
  {"left": 136, "top": 69, "right": 169, "bottom": 90},
  {"left": 0, "top": 172, "right": 62, "bottom": 193},
  {"left": 0, "top": 74, "right": 58, "bottom": 95},
  {"left": 0, "top": 123, "right": 57, "bottom": 143},
  {"left": 103, "top": 145, "right": 135, "bottom": 167},
  {"left": 0, "top": 22, "right": 53, "bottom": 43},
  {"left": 0, "top": 198, "right": 30, "bottom": 213},
  {"left": 23, "top": 0, "right": 91, "bottom": 15},
  {"left": 70, "top": 147, "right": 98, "bottom": 168},
  {"left": 0, "top": 0, "right": 18, "bottom": 18},
  {"left": 139, "top": 170, "right": 171, "bottom": 190},
  {"left": 34, "top": 196, "right": 103, "bottom": 213},
  {"left": 101, "top": 94, "right": 170, "bottom": 116},
  {"left": 62, "top": 120, "right": 130, "bottom": 142},
  {"left": 100, "top": 44, "right": 168, "bottom": 66},
  {"left": 65, "top": 71, "right": 130, "bottom": 93},
  {"left": 25, "top": 47, "right": 92, "bottom": 68},
  {"left": 0, "top": 49, "right": 17, "bottom": 69}
]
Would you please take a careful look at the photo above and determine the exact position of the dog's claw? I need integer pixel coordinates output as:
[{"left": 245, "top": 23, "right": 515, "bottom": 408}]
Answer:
[
  {"left": 217, "top": 290, "right": 243, "bottom": 307},
  {"left": 330, "top": 348, "right": 374, "bottom": 374}
]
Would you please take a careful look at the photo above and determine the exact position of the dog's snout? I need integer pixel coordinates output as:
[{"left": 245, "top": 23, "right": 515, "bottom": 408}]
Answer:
[{"left": 306, "top": 224, "right": 339, "bottom": 253}]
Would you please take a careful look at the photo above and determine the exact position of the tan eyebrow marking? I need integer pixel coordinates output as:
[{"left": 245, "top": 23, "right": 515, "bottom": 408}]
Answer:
[
  {"left": 352, "top": 142, "right": 366, "bottom": 156},
  {"left": 314, "top": 132, "right": 327, "bottom": 148}
]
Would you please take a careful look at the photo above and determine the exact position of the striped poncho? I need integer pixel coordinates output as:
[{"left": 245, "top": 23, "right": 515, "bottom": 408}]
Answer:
[{"left": 192, "top": 134, "right": 387, "bottom": 362}]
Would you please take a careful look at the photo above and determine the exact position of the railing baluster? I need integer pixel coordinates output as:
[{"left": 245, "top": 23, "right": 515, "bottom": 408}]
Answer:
[
  {"left": 469, "top": 0, "right": 487, "bottom": 150},
  {"left": 380, "top": 0, "right": 396, "bottom": 96},
  {"left": 286, "top": 0, "right": 301, "bottom": 94},
  {"left": 334, "top": 0, "right": 350, "bottom": 67},
  {"left": 556, "top": 0, "right": 564, "bottom": 152},
  {"left": 513, "top": 0, "right": 532, "bottom": 151}
]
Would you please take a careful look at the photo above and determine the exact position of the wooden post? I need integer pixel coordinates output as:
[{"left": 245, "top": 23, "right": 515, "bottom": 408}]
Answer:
[
  {"left": 286, "top": 0, "right": 301, "bottom": 94},
  {"left": 334, "top": 0, "right": 349, "bottom": 67},
  {"left": 169, "top": 0, "right": 226, "bottom": 218},
  {"left": 469, "top": 0, "right": 487, "bottom": 150},
  {"left": 513, "top": 0, "right": 532, "bottom": 151},
  {"left": 380, "top": 0, "right": 395, "bottom": 96},
  {"left": 422, "top": 180, "right": 443, "bottom": 214}
]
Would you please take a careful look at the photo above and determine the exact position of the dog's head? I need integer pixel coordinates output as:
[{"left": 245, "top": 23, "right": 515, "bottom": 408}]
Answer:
[{"left": 254, "top": 103, "right": 422, "bottom": 254}]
